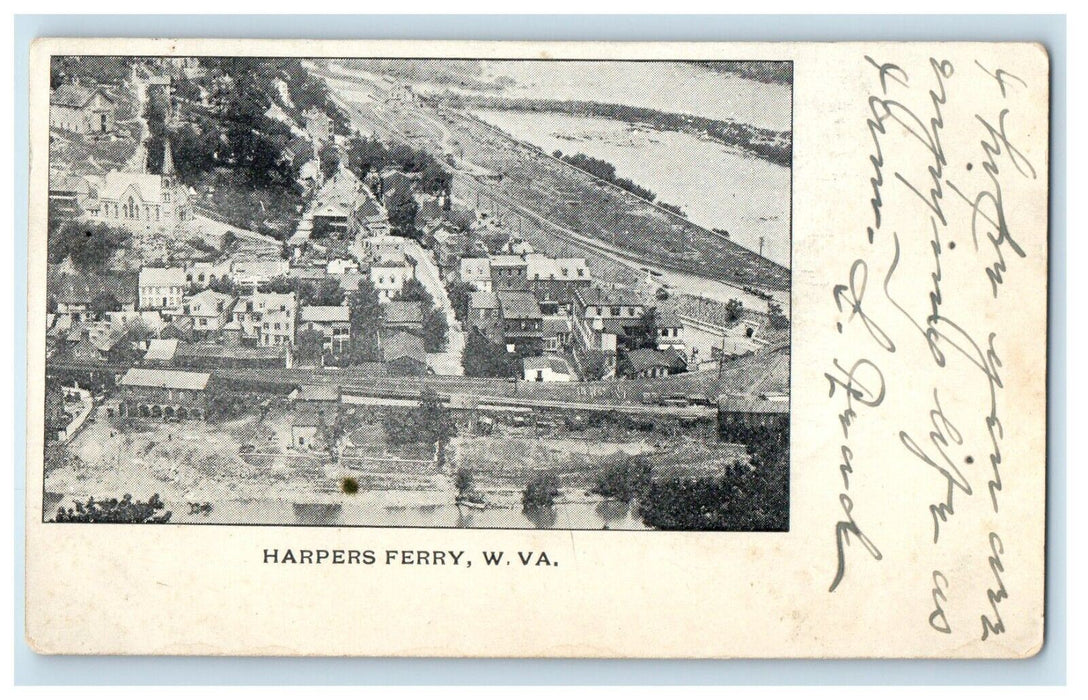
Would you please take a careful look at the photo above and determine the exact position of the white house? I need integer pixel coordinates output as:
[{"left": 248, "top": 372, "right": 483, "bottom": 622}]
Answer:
[
  {"left": 459, "top": 257, "right": 492, "bottom": 292},
  {"left": 138, "top": 267, "right": 186, "bottom": 311}
]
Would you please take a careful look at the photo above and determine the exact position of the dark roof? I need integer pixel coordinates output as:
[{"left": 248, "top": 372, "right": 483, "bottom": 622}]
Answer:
[
  {"left": 469, "top": 291, "right": 499, "bottom": 310},
  {"left": 383, "top": 300, "right": 424, "bottom": 325},
  {"left": 383, "top": 331, "right": 426, "bottom": 364},
  {"left": 497, "top": 291, "right": 541, "bottom": 320},
  {"left": 625, "top": 347, "right": 672, "bottom": 373},
  {"left": 655, "top": 309, "right": 683, "bottom": 328},
  {"left": 48, "top": 270, "right": 138, "bottom": 306}
]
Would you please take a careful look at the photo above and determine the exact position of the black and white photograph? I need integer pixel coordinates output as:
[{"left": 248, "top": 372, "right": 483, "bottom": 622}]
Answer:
[{"left": 42, "top": 55, "right": 791, "bottom": 530}]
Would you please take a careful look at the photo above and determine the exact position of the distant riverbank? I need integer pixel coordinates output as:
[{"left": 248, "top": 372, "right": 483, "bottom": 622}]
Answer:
[{"left": 432, "top": 93, "right": 792, "bottom": 168}]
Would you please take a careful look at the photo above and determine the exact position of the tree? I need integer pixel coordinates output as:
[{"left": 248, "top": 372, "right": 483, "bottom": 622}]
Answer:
[
  {"left": 591, "top": 454, "right": 654, "bottom": 503},
  {"left": 388, "top": 188, "right": 420, "bottom": 239},
  {"left": 638, "top": 426, "right": 788, "bottom": 532},
  {"left": 52, "top": 494, "right": 172, "bottom": 524},
  {"left": 394, "top": 279, "right": 447, "bottom": 352},
  {"left": 348, "top": 276, "right": 383, "bottom": 363},
  {"left": 579, "top": 349, "right": 610, "bottom": 381},
  {"left": 383, "top": 389, "right": 457, "bottom": 459},
  {"left": 318, "top": 142, "right": 340, "bottom": 180},
  {"left": 522, "top": 471, "right": 560, "bottom": 511},
  {"left": 462, "top": 330, "right": 520, "bottom": 378},
  {"left": 296, "top": 328, "right": 326, "bottom": 366},
  {"left": 89, "top": 291, "right": 121, "bottom": 320},
  {"left": 725, "top": 298, "right": 744, "bottom": 324},
  {"left": 47, "top": 219, "right": 131, "bottom": 270},
  {"left": 446, "top": 279, "right": 476, "bottom": 322},
  {"left": 768, "top": 302, "right": 789, "bottom": 331}
]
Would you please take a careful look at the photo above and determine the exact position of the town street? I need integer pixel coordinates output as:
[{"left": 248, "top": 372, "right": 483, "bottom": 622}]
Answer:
[{"left": 404, "top": 239, "right": 465, "bottom": 375}]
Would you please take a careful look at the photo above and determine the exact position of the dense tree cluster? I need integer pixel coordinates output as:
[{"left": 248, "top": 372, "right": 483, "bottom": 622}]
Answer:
[
  {"left": 591, "top": 453, "right": 654, "bottom": 503},
  {"left": 522, "top": 470, "right": 561, "bottom": 511},
  {"left": 47, "top": 214, "right": 131, "bottom": 270},
  {"left": 383, "top": 389, "right": 457, "bottom": 466},
  {"left": 345, "top": 137, "right": 452, "bottom": 199},
  {"left": 445, "top": 279, "right": 476, "bottom": 323},
  {"left": 347, "top": 276, "right": 383, "bottom": 363},
  {"left": 393, "top": 278, "right": 448, "bottom": 353},
  {"left": 52, "top": 494, "right": 172, "bottom": 524},
  {"left": 637, "top": 426, "right": 789, "bottom": 531},
  {"left": 259, "top": 276, "right": 346, "bottom": 307},
  {"left": 462, "top": 330, "right": 520, "bottom": 379},
  {"left": 553, "top": 152, "right": 657, "bottom": 202}
]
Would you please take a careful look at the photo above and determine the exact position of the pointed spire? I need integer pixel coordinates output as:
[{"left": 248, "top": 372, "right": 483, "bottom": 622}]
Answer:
[{"left": 162, "top": 137, "right": 175, "bottom": 177}]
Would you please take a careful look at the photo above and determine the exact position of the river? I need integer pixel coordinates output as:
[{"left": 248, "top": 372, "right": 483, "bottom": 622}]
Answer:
[{"left": 472, "top": 108, "right": 791, "bottom": 268}]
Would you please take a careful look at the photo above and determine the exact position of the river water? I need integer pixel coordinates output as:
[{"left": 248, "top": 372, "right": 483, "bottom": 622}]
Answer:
[{"left": 438, "top": 61, "right": 793, "bottom": 268}]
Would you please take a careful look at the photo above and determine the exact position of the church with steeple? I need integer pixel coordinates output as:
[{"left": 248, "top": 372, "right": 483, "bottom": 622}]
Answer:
[{"left": 84, "top": 138, "right": 193, "bottom": 235}]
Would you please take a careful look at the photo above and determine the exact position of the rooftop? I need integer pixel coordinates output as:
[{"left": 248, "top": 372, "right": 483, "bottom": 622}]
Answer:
[
  {"left": 625, "top": 347, "right": 673, "bottom": 373},
  {"left": 119, "top": 367, "right": 210, "bottom": 391},
  {"left": 382, "top": 331, "right": 426, "bottom": 364},
  {"left": 300, "top": 305, "right": 351, "bottom": 323},
  {"left": 139, "top": 267, "right": 186, "bottom": 288},
  {"left": 469, "top": 291, "right": 499, "bottom": 310},
  {"left": 383, "top": 300, "right": 424, "bottom": 325},
  {"left": 497, "top": 291, "right": 541, "bottom": 320},
  {"left": 143, "top": 338, "right": 178, "bottom": 362},
  {"left": 523, "top": 355, "right": 573, "bottom": 376}
]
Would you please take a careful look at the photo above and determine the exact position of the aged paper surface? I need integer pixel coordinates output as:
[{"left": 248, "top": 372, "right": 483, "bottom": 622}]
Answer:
[{"left": 25, "top": 39, "right": 1048, "bottom": 657}]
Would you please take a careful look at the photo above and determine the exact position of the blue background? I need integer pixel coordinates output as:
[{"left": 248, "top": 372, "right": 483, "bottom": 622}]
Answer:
[{"left": 13, "top": 13, "right": 1067, "bottom": 685}]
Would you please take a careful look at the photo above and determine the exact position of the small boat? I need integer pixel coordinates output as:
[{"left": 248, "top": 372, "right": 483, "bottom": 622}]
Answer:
[{"left": 455, "top": 497, "right": 487, "bottom": 511}]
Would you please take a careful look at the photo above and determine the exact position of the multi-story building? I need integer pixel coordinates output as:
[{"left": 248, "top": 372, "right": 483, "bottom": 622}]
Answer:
[
  {"left": 573, "top": 286, "right": 648, "bottom": 344},
  {"left": 654, "top": 309, "right": 686, "bottom": 353},
  {"left": 138, "top": 267, "right": 186, "bottom": 312},
  {"left": 84, "top": 141, "right": 192, "bottom": 234},
  {"left": 117, "top": 367, "right": 210, "bottom": 420},
  {"left": 50, "top": 83, "right": 115, "bottom": 134},
  {"left": 490, "top": 254, "right": 528, "bottom": 291},
  {"left": 48, "top": 269, "right": 139, "bottom": 322},
  {"left": 467, "top": 291, "right": 501, "bottom": 344},
  {"left": 370, "top": 259, "right": 414, "bottom": 301},
  {"left": 459, "top": 257, "right": 492, "bottom": 292},
  {"left": 525, "top": 254, "right": 592, "bottom": 311},
  {"left": 299, "top": 305, "right": 352, "bottom": 354},
  {"left": 232, "top": 291, "right": 296, "bottom": 347},
  {"left": 180, "top": 289, "right": 236, "bottom": 337},
  {"left": 497, "top": 291, "right": 542, "bottom": 354},
  {"left": 382, "top": 300, "right": 424, "bottom": 337}
]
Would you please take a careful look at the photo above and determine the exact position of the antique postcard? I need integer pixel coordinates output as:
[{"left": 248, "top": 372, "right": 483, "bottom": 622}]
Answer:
[{"left": 24, "top": 39, "right": 1049, "bottom": 657}]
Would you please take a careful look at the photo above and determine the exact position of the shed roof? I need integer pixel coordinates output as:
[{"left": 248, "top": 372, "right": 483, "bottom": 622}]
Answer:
[
  {"left": 119, "top": 367, "right": 210, "bottom": 391},
  {"left": 497, "top": 291, "right": 541, "bottom": 320},
  {"left": 300, "top": 305, "right": 350, "bottom": 323},
  {"left": 383, "top": 331, "right": 426, "bottom": 364},
  {"left": 143, "top": 338, "right": 178, "bottom": 362}
]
